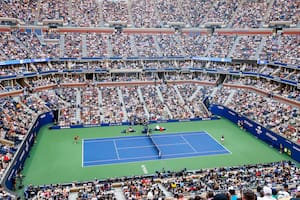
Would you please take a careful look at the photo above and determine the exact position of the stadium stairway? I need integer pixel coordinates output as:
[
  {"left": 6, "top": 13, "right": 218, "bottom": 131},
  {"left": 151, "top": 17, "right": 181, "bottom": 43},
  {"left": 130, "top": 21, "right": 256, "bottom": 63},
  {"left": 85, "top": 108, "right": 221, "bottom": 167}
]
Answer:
[
  {"left": 210, "top": 86, "right": 221, "bottom": 98},
  {"left": 173, "top": 85, "right": 185, "bottom": 104},
  {"left": 204, "top": 35, "right": 216, "bottom": 57},
  {"left": 261, "top": 0, "right": 275, "bottom": 27},
  {"left": 188, "top": 86, "right": 202, "bottom": 101},
  {"left": 117, "top": 87, "right": 129, "bottom": 122},
  {"left": 97, "top": 87, "right": 105, "bottom": 123},
  {"left": 158, "top": 183, "right": 174, "bottom": 199},
  {"left": 11, "top": 34, "right": 30, "bottom": 55},
  {"left": 228, "top": 36, "right": 241, "bottom": 58},
  {"left": 97, "top": 0, "right": 104, "bottom": 26},
  {"left": 137, "top": 86, "right": 150, "bottom": 119},
  {"left": 129, "top": 35, "right": 138, "bottom": 56},
  {"left": 68, "top": 192, "right": 78, "bottom": 200},
  {"left": 155, "top": 85, "right": 165, "bottom": 103},
  {"left": 113, "top": 188, "right": 127, "bottom": 200},
  {"left": 29, "top": 63, "right": 38, "bottom": 72},
  {"left": 227, "top": 0, "right": 246, "bottom": 28},
  {"left": 51, "top": 90, "right": 71, "bottom": 107},
  {"left": 173, "top": 85, "right": 194, "bottom": 117},
  {"left": 59, "top": 34, "right": 65, "bottom": 57},
  {"left": 106, "top": 34, "right": 113, "bottom": 56},
  {"left": 224, "top": 89, "right": 237, "bottom": 106},
  {"left": 75, "top": 88, "right": 81, "bottom": 123},
  {"left": 82, "top": 34, "right": 87, "bottom": 57},
  {"left": 13, "top": 96, "right": 35, "bottom": 115},
  {"left": 155, "top": 85, "right": 173, "bottom": 119},
  {"left": 256, "top": 36, "right": 267, "bottom": 60},
  {"left": 173, "top": 34, "right": 187, "bottom": 56},
  {"left": 153, "top": 35, "right": 163, "bottom": 57},
  {"left": 126, "top": 0, "right": 134, "bottom": 28},
  {"left": 0, "top": 48, "right": 7, "bottom": 59}
]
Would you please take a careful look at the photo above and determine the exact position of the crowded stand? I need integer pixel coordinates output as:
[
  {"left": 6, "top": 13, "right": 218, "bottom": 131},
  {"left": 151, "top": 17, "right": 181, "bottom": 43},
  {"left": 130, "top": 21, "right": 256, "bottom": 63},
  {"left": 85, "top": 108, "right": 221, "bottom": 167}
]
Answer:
[
  {"left": 110, "top": 32, "right": 136, "bottom": 57},
  {"left": 260, "top": 35, "right": 300, "bottom": 65},
  {"left": 80, "top": 85, "right": 101, "bottom": 125},
  {"left": 231, "top": 0, "right": 269, "bottom": 28},
  {"left": 231, "top": 36, "right": 263, "bottom": 60},
  {"left": 207, "top": 34, "right": 236, "bottom": 58},
  {"left": 41, "top": 31, "right": 61, "bottom": 58},
  {"left": 0, "top": 0, "right": 37, "bottom": 24},
  {"left": 23, "top": 160, "right": 300, "bottom": 199},
  {"left": 181, "top": 0, "right": 214, "bottom": 27},
  {"left": 0, "top": 64, "right": 34, "bottom": 77},
  {"left": 101, "top": 86, "right": 126, "bottom": 124},
  {"left": 225, "top": 75, "right": 300, "bottom": 102},
  {"left": 161, "top": 160, "right": 299, "bottom": 198},
  {"left": 224, "top": 89, "right": 299, "bottom": 143},
  {"left": 266, "top": 0, "right": 300, "bottom": 25},
  {"left": 0, "top": 0, "right": 299, "bottom": 199},
  {"left": 204, "top": 0, "right": 239, "bottom": 25},
  {"left": 0, "top": 97, "right": 36, "bottom": 189},
  {"left": 134, "top": 34, "right": 160, "bottom": 57},
  {"left": 122, "top": 178, "right": 165, "bottom": 200},
  {"left": 19, "top": 94, "right": 50, "bottom": 114},
  {"left": 158, "top": 84, "right": 192, "bottom": 119},
  {"left": 121, "top": 86, "right": 146, "bottom": 123},
  {"left": 176, "top": 84, "right": 213, "bottom": 118},
  {"left": 38, "top": 90, "right": 68, "bottom": 111},
  {"left": 0, "top": 0, "right": 298, "bottom": 28},
  {"left": 140, "top": 85, "right": 170, "bottom": 121},
  {"left": 38, "top": 0, "right": 69, "bottom": 24},
  {"left": 24, "top": 180, "right": 115, "bottom": 199},
  {"left": 86, "top": 33, "right": 109, "bottom": 58},
  {"left": 156, "top": 33, "right": 184, "bottom": 57},
  {"left": 156, "top": 0, "right": 186, "bottom": 25},
  {"left": 225, "top": 77, "right": 280, "bottom": 92},
  {"left": 69, "top": 0, "right": 101, "bottom": 27},
  {"left": 130, "top": 0, "right": 161, "bottom": 28},
  {"left": 0, "top": 81, "right": 22, "bottom": 93},
  {"left": 0, "top": 32, "right": 29, "bottom": 60},
  {"left": 63, "top": 33, "right": 83, "bottom": 58},
  {"left": 12, "top": 31, "right": 44, "bottom": 59},
  {"left": 28, "top": 76, "right": 57, "bottom": 87},
  {"left": 56, "top": 87, "right": 78, "bottom": 126},
  {"left": 180, "top": 34, "right": 212, "bottom": 57},
  {"left": 102, "top": 0, "right": 130, "bottom": 23}
]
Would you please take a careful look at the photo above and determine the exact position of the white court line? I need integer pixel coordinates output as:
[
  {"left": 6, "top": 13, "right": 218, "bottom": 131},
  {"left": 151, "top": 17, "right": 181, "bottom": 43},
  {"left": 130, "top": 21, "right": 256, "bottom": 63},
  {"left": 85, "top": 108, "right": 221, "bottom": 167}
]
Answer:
[
  {"left": 164, "top": 149, "right": 229, "bottom": 157},
  {"left": 181, "top": 135, "right": 197, "bottom": 153},
  {"left": 81, "top": 139, "right": 84, "bottom": 168},
  {"left": 84, "top": 137, "right": 148, "bottom": 143},
  {"left": 83, "top": 132, "right": 207, "bottom": 143},
  {"left": 118, "top": 142, "right": 187, "bottom": 150},
  {"left": 113, "top": 140, "right": 120, "bottom": 160},
  {"left": 84, "top": 154, "right": 158, "bottom": 164},
  {"left": 151, "top": 132, "right": 207, "bottom": 139},
  {"left": 82, "top": 131, "right": 231, "bottom": 167},
  {"left": 203, "top": 131, "right": 232, "bottom": 154}
]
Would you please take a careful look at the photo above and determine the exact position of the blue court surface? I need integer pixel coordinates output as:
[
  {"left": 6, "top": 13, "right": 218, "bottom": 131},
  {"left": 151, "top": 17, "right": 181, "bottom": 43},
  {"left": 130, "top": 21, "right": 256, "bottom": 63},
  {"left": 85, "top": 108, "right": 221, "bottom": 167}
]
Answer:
[{"left": 82, "top": 132, "right": 230, "bottom": 167}]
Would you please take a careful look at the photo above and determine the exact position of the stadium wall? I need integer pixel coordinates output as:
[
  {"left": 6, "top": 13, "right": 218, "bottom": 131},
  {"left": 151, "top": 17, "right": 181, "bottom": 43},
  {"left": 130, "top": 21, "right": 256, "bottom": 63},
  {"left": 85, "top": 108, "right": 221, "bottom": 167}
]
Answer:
[
  {"left": 51, "top": 116, "right": 220, "bottom": 129},
  {"left": 1, "top": 112, "right": 54, "bottom": 191},
  {"left": 210, "top": 105, "right": 300, "bottom": 163}
]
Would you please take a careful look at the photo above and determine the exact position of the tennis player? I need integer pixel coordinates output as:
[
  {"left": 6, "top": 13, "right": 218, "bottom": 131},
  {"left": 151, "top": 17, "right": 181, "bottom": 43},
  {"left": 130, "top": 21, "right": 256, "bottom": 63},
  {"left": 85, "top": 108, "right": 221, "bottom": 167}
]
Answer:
[
  {"left": 221, "top": 135, "right": 225, "bottom": 144},
  {"left": 74, "top": 135, "right": 79, "bottom": 144}
]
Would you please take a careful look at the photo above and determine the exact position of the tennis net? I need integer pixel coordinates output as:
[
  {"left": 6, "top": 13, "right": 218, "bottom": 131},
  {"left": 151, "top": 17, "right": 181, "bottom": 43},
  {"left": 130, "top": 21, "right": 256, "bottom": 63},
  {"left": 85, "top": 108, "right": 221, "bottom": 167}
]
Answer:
[{"left": 148, "top": 134, "right": 162, "bottom": 159}]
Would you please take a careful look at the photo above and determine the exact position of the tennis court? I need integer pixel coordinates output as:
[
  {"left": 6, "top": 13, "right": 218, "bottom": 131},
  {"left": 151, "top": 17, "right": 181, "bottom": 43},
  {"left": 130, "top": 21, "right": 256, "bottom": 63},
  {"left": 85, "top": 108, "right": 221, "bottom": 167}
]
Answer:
[{"left": 83, "top": 131, "right": 230, "bottom": 167}]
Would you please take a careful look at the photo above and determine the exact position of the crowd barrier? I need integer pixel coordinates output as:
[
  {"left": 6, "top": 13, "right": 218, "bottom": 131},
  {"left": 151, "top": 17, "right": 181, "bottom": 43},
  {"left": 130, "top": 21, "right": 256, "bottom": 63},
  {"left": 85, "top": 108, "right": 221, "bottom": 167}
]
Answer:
[
  {"left": 210, "top": 104, "right": 300, "bottom": 163},
  {"left": 50, "top": 116, "right": 220, "bottom": 129}
]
